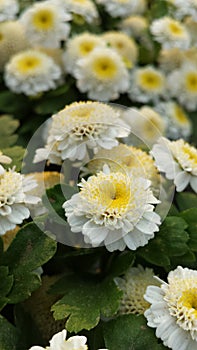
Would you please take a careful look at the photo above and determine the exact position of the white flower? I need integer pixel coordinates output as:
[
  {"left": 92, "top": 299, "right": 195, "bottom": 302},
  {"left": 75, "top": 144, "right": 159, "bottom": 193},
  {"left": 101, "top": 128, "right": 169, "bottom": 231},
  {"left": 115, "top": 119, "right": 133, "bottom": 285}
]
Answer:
[
  {"left": 167, "top": 64, "right": 197, "bottom": 111},
  {"left": 158, "top": 48, "right": 185, "bottom": 73},
  {"left": 151, "top": 137, "right": 197, "bottom": 192},
  {"left": 55, "top": 0, "right": 99, "bottom": 24},
  {"left": 150, "top": 17, "right": 191, "bottom": 50},
  {"left": 74, "top": 47, "right": 130, "bottom": 101},
  {"left": 29, "top": 329, "right": 88, "bottom": 350},
  {"left": 19, "top": 0, "right": 71, "bottom": 48},
  {"left": 172, "top": 0, "right": 197, "bottom": 21},
  {"left": 124, "top": 106, "right": 166, "bottom": 146},
  {"left": 4, "top": 49, "right": 62, "bottom": 96},
  {"left": 63, "top": 169, "right": 161, "bottom": 252},
  {"left": 128, "top": 66, "right": 167, "bottom": 103},
  {"left": 0, "top": 168, "right": 40, "bottom": 236},
  {"left": 0, "top": 0, "right": 19, "bottom": 22},
  {"left": 154, "top": 102, "right": 192, "bottom": 140},
  {"left": 102, "top": 31, "right": 138, "bottom": 68},
  {"left": 115, "top": 265, "right": 160, "bottom": 315},
  {"left": 0, "top": 151, "right": 12, "bottom": 175},
  {"left": 144, "top": 266, "right": 197, "bottom": 350},
  {"left": 63, "top": 32, "right": 106, "bottom": 74},
  {"left": 34, "top": 101, "right": 130, "bottom": 164},
  {"left": 0, "top": 20, "right": 29, "bottom": 72},
  {"left": 95, "top": 0, "right": 147, "bottom": 18},
  {"left": 118, "top": 15, "right": 148, "bottom": 38}
]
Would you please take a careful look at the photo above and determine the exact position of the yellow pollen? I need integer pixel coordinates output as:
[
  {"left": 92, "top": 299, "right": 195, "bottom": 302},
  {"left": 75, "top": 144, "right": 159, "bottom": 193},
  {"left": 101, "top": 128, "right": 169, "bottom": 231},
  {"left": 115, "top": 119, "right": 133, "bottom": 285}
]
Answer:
[
  {"left": 182, "top": 144, "right": 197, "bottom": 164},
  {"left": 139, "top": 71, "right": 163, "bottom": 91},
  {"left": 92, "top": 57, "right": 118, "bottom": 79},
  {"left": 79, "top": 41, "right": 95, "bottom": 55},
  {"left": 185, "top": 72, "right": 197, "bottom": 93},
  {"left": 169, "top": 22, "right": 184, "bottom": 35},
  {"left": 32, "top": 9, "right": 55, "bottom": 30},
  {"left": 179, "top": 288, "right": 197, "bottom": 317},
  {"left": 16, "top": 56, "right": 41, "bottom": 73},
  {"left": 173, "top": 105, "right": 188, "bottom": 124}
]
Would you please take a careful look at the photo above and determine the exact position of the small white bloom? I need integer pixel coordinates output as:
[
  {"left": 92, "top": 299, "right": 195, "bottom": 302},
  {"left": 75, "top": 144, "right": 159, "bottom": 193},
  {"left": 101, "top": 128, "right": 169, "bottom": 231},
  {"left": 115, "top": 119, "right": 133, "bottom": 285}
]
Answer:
[
  {"left": 96, "top": 0, "right": 147, "bottom": 18},
  {"left": 144, "top": 266, "right": 197, "bottom": 350},
  {"left": 63, "top": 32, "right": 106, "bottom": 74},
  {"left": 0, "top": 0, "right": 19, "bottom": 22},
  {"left": 74, "top": 47, "right": 130, "bottom": 101},
  {"left": 0, "top": 151, "right": 12, "bottom": 174},
  {"left": 154, "top": 102, "right": 192, "bottom": 140},
  {"left": 158, "top": 48, "right": 185, "bottom": 73},
  {"left": 150, "top": 17, "right": 191, "bottom": 50},
  {"left": 29, "top": 329, "right": 88, "bottom": 350},
  {"left": 151, "top": 137, "right": 197, "bottom": 193},
  {"left": 0, "top": 168, "right": 40, "bottom": 236},
  {"left": 115, "top": 265, "right": 160, "bottom": 315},
  {"left": 19, "top": 0, "right": 71, "bottom": 48},
  {"left": 172, "top": 0, "right": 197, "bottom": 21},
  {"left": 128, "top": 65, "right": 167, "bottom": 103},
  {"left": 55, "top": 0, "right": 99, "bottom": 24},
  {"left": 34, "top": 101, "right": 130, "bottom": 164},
  {"left": 167, "top": 64, "right": 197, "bottom": 111},
  {"left": 118, "top": 15, "right": 148, "bottom": 38},
  {"left": 4, "top": 49, "right": 62, "bottom": 96},
  {"left": 63, "top": 170, "right": 161, "bottom": 252}
]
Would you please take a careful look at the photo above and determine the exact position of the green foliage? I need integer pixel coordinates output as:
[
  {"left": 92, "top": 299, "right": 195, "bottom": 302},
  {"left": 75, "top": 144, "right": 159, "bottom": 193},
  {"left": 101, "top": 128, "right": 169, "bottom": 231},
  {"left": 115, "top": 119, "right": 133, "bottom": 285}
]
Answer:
[
  {"left": 137, "top": 216, "right": 189, "bottom": 268},
  {"left": 180, "top": 208, "right": 197, "bottom": 252},
  {"left": 148, "top": 0, "right": 169, "bottom": 19},
  {"left": 0, "top": 115, "right": 19, "bottom": 148},
  {"left": 0, "top": 91, "right": 30, "bottom": 115},
  {"left": 0, "top": 266, "right": 13, "bottom": 311},
  {"left": 2, "top": 146, "right": 25, "bottom": 171},
  {"left": 103, "top": 314, "right": 166, "bottom": 350},
  {"left": 0, "top": 316, "right": 20, "bottom": 350},
  {"left": 50, "top": 274, "right": 122, "bottom": 332},
  {"left": 176, "top": 192, "right": 197, "bottom": 211},
  {"left": 2, "top": 223, "right": 57, "bottom": 303}
]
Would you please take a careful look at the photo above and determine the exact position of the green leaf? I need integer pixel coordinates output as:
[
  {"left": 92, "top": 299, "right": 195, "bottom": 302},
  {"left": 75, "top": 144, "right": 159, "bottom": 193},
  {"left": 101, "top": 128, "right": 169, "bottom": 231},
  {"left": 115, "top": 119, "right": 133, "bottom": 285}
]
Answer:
[
  {"left": 0, "top": 91, "right": 29, "bottom": 114},
  {"left": 180, "top": 208, "right": 197, "bottom": 252},
  {"left": 0, "top": 115, "right": 19, "bottom": 148},
  {"left": 138, "top": 217, "right": 189, "bottom": 267},
  {"left": 103, "top": 314, "right": 166, "bottom": 350},
  {"left": 106, "top": 251, "right": 135, "bottom": 278},
  {"left": 3, "top": 223, "right": 57, "bottom": 303},
  {"left": 149, "top": 0, "right": 169, "bottom": 19},
  {"left": 0, "top": 266, "right": 13, "bottom": 311},
  {"left": 0, "top": 315, "right": 20, "bottom": 350},
  {"left": 176, "top": 192, "right": 197, "bottom": 211},
  {"left": 51, "top": 275, "right": 122, "bottom": 332},
  {"left": 2, "top": 146, "right": 25, "bottom": 172}
]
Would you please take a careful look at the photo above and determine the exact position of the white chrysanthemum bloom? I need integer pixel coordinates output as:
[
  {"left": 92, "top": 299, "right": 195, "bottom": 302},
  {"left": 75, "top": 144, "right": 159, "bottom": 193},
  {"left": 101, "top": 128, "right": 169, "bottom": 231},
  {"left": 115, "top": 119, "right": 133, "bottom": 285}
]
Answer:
[
  {"left": 167, "top": 64, "right": 197, "bottom": 111},
  {"left": 144, "top": 266, "right": 197, "bottom": 350},
  {"left": 0, "top": 151, "right": 12, "bottom": 175},
  {"left": 87, "top": 144, "right": 160, "bottom": 192},
  {"left": 158, "top": 48, "right": 185, "bottom": 72},
  {"left": 151, "top": 137, "right": 197, "bottom": 192},
  {"left": 124, "top": 106, "right": 166, "bottom": 146},
  {"left": 34, "top": 101, "right": 130, "bottom": 164},
  {"left": 96, "top": 0, "right": 147, "bottom": 17},
  {"left": 0, "top": 21, "right": 29, "bottom": 72},
  {"left": 115, "top": 265, "right": 159, "bottom": 315},
  {"left": 155, "top": 102, "right": 192, "bottom": 140},
  {"left": 63, "top": 32, "right": 106, "bottom": 74},
  {"left": 184, "top": 17, "right": 197, "bottom": 47},
  {"left": 102, "top": 31, "right": 138, "bottom": 68},
  {"left": 63, "top": 169, "right": 161, "bottom": 252},
  {"left": 172, "top": 0, "right": 197, "bottom": 21},
  {"left": 19, "top": 0, "right": 71, "bottom": 48},
  {"left": 150, "top": 17, "right": 191, "bottom": 50},
  {"left": 74, "top": 47, "right": 130, "bottom": 101},
  {"left": 118, "top": 15, "right": 148, "bottom": 38},
  {"left": 0, "top": 168, "right": 40, "bottom": 236},
  {"left": 128, "top": 66, "right": 167, "bottom": 103},
  {"left": 29, "top": 329, "right": 88, "bottom": 350},
  {"left": 55, "top": 0, "right": 99, "bottom": 24},
  {"left": 0, "top": 0, "right": 19, "bottom": 22},
  {"left": 4, "top": 49, "right": 62, "bottom": 96}
]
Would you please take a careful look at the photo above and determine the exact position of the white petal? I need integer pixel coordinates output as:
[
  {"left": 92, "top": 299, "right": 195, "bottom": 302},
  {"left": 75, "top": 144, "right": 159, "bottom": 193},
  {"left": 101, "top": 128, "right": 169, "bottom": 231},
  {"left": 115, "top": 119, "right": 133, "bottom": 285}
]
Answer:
[
  {"left": 174, "top": 171, "right": 190, "bottom": 192},
  {"left": 190, "top": 176, "right": 197, "bottom": 193},
  {"left": 49, "top": 330, "right": 67, "bottom": 349}
]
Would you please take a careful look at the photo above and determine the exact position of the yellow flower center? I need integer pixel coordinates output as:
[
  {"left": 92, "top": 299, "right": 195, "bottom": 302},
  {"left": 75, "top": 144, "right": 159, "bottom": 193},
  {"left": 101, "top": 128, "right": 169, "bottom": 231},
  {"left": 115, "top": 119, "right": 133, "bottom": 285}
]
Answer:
[
  {"left": 70, "top": 106, "right": 94, "bottom": 120},
  {"left": 169, "top": 21, "right": 184, "bottom": 36},
  {"left": 79, "top": 41, "right": 95, "bottom": 55},
  {"left": 138, "top": 71, "right": 163, "bottom": 91},
  {"left": 32, "top": 9, "right": 55, "bottom": 31},
  {"left": 104, "top": 181, "right": 131, "bottom": 212},
  {"left": 173, "top": 104, "right": 189, "bottom": 124},
  {"left": 179, "top": 288, "right": 197, "bottom": 315},
  {"left": 185, "top": 72, "right": 197, "bottom": 93},
  {"left": 92, "top": 56, "right": 118, "bottom": 79},
  {"left": 16, "top": 56, "right": 41, "bottom": 74},
  {"left": 182, "top": 143, "right": 197, "bottom": 165}
]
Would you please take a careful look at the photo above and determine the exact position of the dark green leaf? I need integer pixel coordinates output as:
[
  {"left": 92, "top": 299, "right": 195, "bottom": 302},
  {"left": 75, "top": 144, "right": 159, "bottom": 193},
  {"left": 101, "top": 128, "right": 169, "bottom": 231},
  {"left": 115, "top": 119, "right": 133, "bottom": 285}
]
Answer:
[
  {"left": 137, "top": 217, "right": 189, "bottom": 267},
  {"left": 0, "top": 266, "right": 13, "bottom": 311},
  {"left": 3, "top": 223, "right": 57, "bottom": 303},
  {"left": 106, "top": 251, "right": 135, "bottom": 278},
  {"left": 176, "top": 192, "right": 197, "bottom": 211},
  {"left": 51, "top": 275, "right": 122, "bottom": 332},
  {"left": 180, "top": 208, "right": 197, "bottom": 252},
  {"left": 149, "top": 0, "right": 169, "bottom": 19},
  {"left": 0, "top": 115, "right": 19, "bottom": 148},
  {"left": 0, "top": 91, "right": 29, "bottom": 114},
  {"left": 0, "top": 316, "right": 20, "bottom": 350},
  {"left": 103, "top": 314, "right": 166, "bottom": 350}
]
